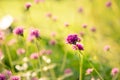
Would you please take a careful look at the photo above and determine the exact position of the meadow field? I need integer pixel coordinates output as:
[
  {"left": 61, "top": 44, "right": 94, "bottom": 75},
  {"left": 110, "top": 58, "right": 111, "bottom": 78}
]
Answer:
[{"left": 0, "top": 0, "right": 120, "bottom": 80}]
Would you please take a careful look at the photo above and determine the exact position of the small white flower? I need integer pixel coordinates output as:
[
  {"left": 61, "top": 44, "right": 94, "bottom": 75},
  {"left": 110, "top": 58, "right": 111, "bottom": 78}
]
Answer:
[{"left": 0, "top": 15, "right": 13, "bottom": 30}]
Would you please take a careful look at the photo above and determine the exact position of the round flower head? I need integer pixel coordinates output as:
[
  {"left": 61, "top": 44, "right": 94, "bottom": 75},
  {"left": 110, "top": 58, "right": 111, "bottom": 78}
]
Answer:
[
  {"left": 66, "top": 34, "right": 80, "bottom": 44},
  {"left": 64, "top": 68, "right": 72, "bottom": 74},
  {"left": 17, "top": 48, "right": 25, "bottom": 55},
  {"left": 104, "top": 45, "right": 110, "bottom": 51},
  {"left": 80, "top": 31, "right": 85, "bottom": 37},
  {"left": 30, "top": 53, "right": 39, "bottom": 59},
  {"left": 25, "top": 2, "right": 32, "bottom": 10},
  {"left": 111, "top": 68, "right": 119, "bottom": 76},
  {"left": 106, "top": 1, "right": 112, "bottom": 7},
  {"left": 49, "top": 39, "right": 56, "bottom": 46},
  {"left": 64, "top": 22, "right": 69, "bottom": 27},
  {"left": 46, "top": 12, "right": 52, "bottom": 18},
  {"left": 10, "top": 76, "right": 20, "bottom": 80},
  {"left": 78, "top": 7, "right": 83, "bottom": 13},
  {"left": 0, "top": 74, "right": 6, "bottom": 80},
  {"left": 76, "top": 43, "right": 84, "bottom": 51},
  {"left": 86, "top": 68, "right": 93, "bottom": 75},
  {"left": 90, "top": 27, "right": 96, "bottom": 32},
  {"left": 13, "top": 27, "right": 23, "bottom": 36},
  {"left": 82, "top": 24, "right": 87, "bottom": 28},
  {"left": 30, "top": 29, "right": 40, "bottom": 39}
]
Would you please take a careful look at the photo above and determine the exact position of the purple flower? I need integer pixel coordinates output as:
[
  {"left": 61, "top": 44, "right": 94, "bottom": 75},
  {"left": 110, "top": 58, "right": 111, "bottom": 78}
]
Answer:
[
  {"left": 0, "top": 74, "right": 6, "bottom": 80},
  {"left": 66, "top": 34, "right": 80, "bottom": 44},
  {"left": 49, "top": 40, "right": 56, "bottom": 46},
  {"left": 76, "top": 43, "right": 84, "bottom": 50},
  {"left": 13, "top": 27, "right": 23, "bottom": 36},
  {"left": 106, "top": 1, "right": 112, "bottom": 7},
  {"left": 30, "top": 29, "right": 40, "bottom": 38},
  {"left": 111, "top": 68, "right": 119, "bottom": 76},
  {"left": 25, "top": 2, "right": 32, "bottom": 10}
]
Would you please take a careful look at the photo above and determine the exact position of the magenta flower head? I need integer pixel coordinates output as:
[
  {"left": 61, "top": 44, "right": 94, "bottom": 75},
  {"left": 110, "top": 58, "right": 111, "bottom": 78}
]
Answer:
[
  {"left": 0, "top": 74, "right": 6, "bottom": 80},
  {"left": 30, "top": 29, "right": 40, "bottom": 39},
  {"left": 104, "top": 45, "right": 110, "bottom": 51},
  {"left": 106, "top": 1, "right": 112, "bottom": 7},
  {"left": 75, "top": 43, "right": 84, "bottom": 51},
  {"left": 66, "top": 34, "right": 80, "bottom": 44},
  {"left": 111, "top": 68, "right": 119, "bottom": 76},
  {"left": 13, "top": 27, "right": 24, "bottom": 36},
  {"left": 64, "top": 68, "right": 72, "bottom": 74},
  {"left": 25, "top": 2, "right": 32, "bottom": 10},
  {"left": 17, "top": 48, "right": 25, "bottom": 55},
  {"left": 86, "top": 68, "right": 93, "bottom": 75},
  {"left": 10, "top": 76, "right": 20, "bottom": 80},
  {"left": 30, "top": 53, "right": 39, "bottom": 59}
]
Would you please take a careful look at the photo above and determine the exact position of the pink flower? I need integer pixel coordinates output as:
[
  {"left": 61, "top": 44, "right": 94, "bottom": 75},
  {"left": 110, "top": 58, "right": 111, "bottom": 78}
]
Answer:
[
  {"left": 46, "top": 13, "right": 52, "bottom": 18},
  {"left": 52, "top": 16, "right": 57, "bottom": 22},
  {"left": 45, "top": 50, "right": 52, "bottom": 55},
  {"left": 82, "top": 24, "right": 87, "bottom": 28},
  {"left": 104, "top": 45, "right": 110, "bottom": 51},
  {"left": 64, "top": 22, "right": 69, "bottom": 27},
  {"left": 90, "top": 27, "right": 96, "bottom": 32},
  {"left": 10, "top": 76, "right": 20, "bottom": 80},
  {"left": 13, "top": 27, "right": 23, "bottom": 36},
  {"left": 30, "top": 53, "right": 39, "bottom": 59},
  {"left": 0, "top": 31, "right": 5, "bottom": 40},
  {"left": 30, "top": 29, "right": 40, "bottom": 38},
  {"left": 34, "top": 0, "right": 45, "bottom": 4},
  {"left": 17, "top": 48, "right": 25, "bottom": 55},
  {"left": 25, "top": 2, "right": 32, "bottom": 10},
  {"left": 80, "top": 31, "right": 85, "bottom": 37},
  {"left": 78, "top": 7, "right": 83, "bottom": 13},
  {"left": 49, "top": 40, "right": 56, "bottom": 46},
  {"left": 111, "top": 68, "right": 119, "bottom": 76},
  {"left": 86, "top": 68, "right": 93, "bottom": 75},
  {"left": 106, "top": 1, "right": 112, "bottom": 7},
  {"left": 0, "top": 74, "right": 6, "bottom": 80},
  {"left": 64, "top": 68, "right": 72, "bottom": 74}
]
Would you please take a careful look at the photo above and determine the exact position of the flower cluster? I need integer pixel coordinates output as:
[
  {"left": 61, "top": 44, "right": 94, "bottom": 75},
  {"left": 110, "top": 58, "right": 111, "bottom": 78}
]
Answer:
[{"left": 66, "top": 34, "right": 84, "bottom": 51}]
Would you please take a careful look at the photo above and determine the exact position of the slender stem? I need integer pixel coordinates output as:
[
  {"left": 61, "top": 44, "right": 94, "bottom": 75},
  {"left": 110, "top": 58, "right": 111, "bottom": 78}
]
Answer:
[
  {"left": 79, "top": 53, "right": 83, "bottom": 80},
  {"left": 5, "top": 44, "right": 14, "bottom": 73},
  {"left": 61, "top": 51, "right": 67, "bottom": 71},
  {"left": 50, "top": 69, "right": 56, "bottom": 80},
  {"left": 81, "top": 53, "right": 104, "bottom": 80}
]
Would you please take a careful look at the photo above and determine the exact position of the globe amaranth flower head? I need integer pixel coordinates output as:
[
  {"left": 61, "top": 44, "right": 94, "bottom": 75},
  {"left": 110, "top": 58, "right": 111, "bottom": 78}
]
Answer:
[
  {"left": 30, "top": 29, "right": 40, "bottom": 39},
  {"left": 111, "top": 68, "right": 119, "bottom": 76},
  {"left": 0, "top": 73, "right": 6, "bottom": 80},
  {"left": 13, "top": 27, "right": 24, "bottom": 36},
  {"left": 66, "top": 34, "right": 80, "bottom": 44},
  {"left": 73, "top": 43, "right": 84, "bottom": 51},
  {"left": 10, "top": 76, "right": 20, "bottom": 80},
  {"left": 25, "top": 2, "right": 32, "bottom": 10}
]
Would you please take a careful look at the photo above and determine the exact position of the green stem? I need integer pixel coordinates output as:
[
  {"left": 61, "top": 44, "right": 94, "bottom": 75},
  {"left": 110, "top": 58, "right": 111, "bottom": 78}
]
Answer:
[
  {"left": 61, "top": 51, "right": 67, "bottom": 71},
  {"left": 81, "top": 53, "right": 104, "bottom": 80},
  {"left": 50, "top": 69, "right": 56, "bottom": 80},
  {"left": 5, "top": 44, "right": 14, "bottom": 73},
  {"left": 79, "top": 53, "right": 83, "bottom": 80}
]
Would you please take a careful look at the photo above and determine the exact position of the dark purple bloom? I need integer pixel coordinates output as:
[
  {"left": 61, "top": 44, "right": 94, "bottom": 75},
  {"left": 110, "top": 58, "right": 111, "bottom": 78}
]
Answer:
[
  {"left": 0, "top": 74, "right": 6, "bottom": 80},
  {"left": 13, "top": 27, "right": 23, "bottom": 36},
  {"left": 76, "top": 43, "right": 84, "bottom": 50},
  {"left": 30, "top": 29, "right": 40, "bottom": 38},
  {"left": 66, "top": 34, "right": 80, "bottom": 44}
]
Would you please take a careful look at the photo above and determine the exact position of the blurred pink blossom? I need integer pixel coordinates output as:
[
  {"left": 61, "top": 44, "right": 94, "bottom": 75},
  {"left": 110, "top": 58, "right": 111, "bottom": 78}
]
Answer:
[{"left": 111, "top": 68, "right": 119, "bottom": 76}]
